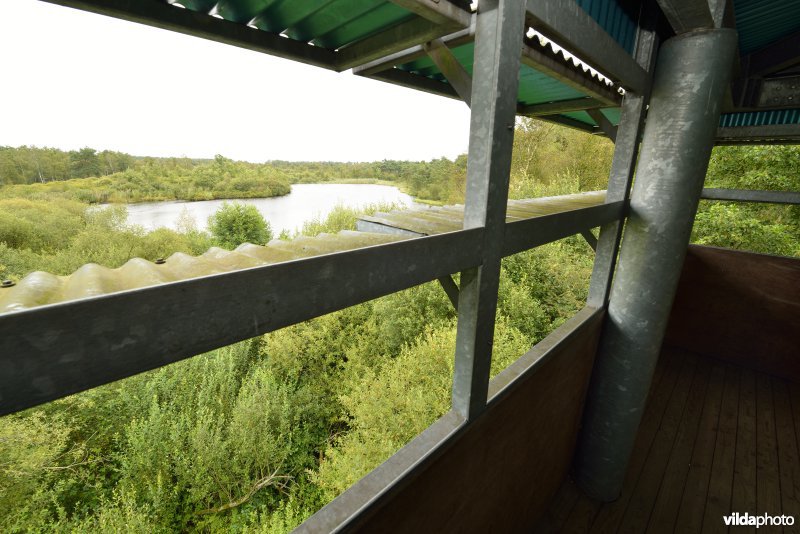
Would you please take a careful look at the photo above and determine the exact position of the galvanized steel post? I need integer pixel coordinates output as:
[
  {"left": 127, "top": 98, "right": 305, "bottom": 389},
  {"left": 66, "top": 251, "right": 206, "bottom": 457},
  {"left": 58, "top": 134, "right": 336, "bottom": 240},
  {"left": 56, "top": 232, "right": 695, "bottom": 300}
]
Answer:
[
  {"left": 575, "top": 28, "right": 738, "bottom": 501},
  {"left": 451, "top": 0, "right": 526, "bottom": 420}
]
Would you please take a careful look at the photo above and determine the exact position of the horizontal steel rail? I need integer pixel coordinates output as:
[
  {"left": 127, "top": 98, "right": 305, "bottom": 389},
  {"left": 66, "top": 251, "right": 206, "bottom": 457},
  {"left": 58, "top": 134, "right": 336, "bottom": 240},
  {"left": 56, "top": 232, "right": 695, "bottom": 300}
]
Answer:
[
  {"left": 502, "top": 201, "right": 624, "bottom": 256},
  {"left": 701, "top": 188, "right": 800, "bottom": 205},
  {"left": 0, "top": 229, "right": 481, "bottom": 415},
  {"left": 715, "top": 124, "right": 800, "bottom": 146},
  {"left": 1, "top": 203, "right": 621, "bottom": 416}
]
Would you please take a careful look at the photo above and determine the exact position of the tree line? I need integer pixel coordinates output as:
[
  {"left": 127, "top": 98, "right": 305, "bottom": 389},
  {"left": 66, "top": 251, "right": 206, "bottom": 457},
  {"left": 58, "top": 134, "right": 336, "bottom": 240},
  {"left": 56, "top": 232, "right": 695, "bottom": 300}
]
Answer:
[{"left": 0, "top": 121, "right": 615, "bottom": 205}]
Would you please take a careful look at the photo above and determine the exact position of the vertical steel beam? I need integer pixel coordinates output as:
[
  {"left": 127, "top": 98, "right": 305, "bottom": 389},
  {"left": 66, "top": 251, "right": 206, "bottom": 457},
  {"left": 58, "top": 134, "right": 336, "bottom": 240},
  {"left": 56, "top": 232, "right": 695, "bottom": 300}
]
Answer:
[
  {"left": 451, "top": 0, "right": 526, "bottom": 420},
  {"left": 575, "top": 28, "right": 738, "bottom": 501},
  {"left": 586, "top": 9, "right": 658, "bottom": 309}
]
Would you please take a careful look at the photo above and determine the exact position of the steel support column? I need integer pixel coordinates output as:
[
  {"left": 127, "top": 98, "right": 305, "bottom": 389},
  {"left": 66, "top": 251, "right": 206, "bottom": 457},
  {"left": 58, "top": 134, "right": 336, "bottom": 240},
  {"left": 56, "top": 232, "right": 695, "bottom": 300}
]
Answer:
[
  {"left": 451, "top": 0, "right": 526, "bottom": 420},
  {"left": 575, "top": 28, "right": 738, "bottom": 501}
]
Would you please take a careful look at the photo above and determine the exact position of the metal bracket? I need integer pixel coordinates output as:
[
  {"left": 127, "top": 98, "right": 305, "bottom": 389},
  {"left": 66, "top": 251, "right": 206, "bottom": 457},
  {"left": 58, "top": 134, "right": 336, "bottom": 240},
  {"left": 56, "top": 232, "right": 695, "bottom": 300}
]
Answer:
[
  {"left": 423, "top": 38, "right": 473, "bottom": 106},
  {"left": 437, "top": 275, "right": 460, "bottom": 309},
  {"left": 580, "top": 229, "right": 598, "bottom": 251},
  {"left": 587, "top": 109, "right": 618, "bottom": 142}
]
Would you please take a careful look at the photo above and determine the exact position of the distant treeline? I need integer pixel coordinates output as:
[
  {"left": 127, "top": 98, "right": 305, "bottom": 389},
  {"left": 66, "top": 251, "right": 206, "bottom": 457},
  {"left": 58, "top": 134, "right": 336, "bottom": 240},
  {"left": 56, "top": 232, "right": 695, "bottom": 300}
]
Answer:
[
  {"left": 0, "top": 146, "right": 469, "bottom": 203},
  {"left": 0, "top": 146, "right": 136, "bottom": 184},
  {"left": 0, "top": 121, "right": 616, "bottom": 204}
]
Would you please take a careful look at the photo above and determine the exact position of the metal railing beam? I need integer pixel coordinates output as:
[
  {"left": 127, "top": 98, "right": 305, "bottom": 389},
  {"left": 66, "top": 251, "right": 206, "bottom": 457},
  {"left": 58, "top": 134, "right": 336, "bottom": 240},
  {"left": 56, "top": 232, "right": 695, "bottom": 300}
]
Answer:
[{"left": 701, "top": 188, "right": 800, "bottom": 205}]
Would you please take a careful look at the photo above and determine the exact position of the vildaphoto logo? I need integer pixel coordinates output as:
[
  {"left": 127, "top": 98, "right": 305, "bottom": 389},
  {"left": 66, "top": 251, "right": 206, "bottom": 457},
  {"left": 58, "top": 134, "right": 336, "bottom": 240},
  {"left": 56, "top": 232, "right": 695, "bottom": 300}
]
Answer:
[{"left": 723, "top": 513, "right": 795, "bottom": 528}]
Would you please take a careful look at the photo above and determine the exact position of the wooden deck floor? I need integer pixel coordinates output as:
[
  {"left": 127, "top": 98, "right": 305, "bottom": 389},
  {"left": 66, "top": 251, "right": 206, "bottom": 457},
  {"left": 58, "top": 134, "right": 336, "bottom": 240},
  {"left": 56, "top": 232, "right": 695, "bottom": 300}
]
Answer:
[{"left": 536, "top": 347, "right": 800, "bottom": 533}]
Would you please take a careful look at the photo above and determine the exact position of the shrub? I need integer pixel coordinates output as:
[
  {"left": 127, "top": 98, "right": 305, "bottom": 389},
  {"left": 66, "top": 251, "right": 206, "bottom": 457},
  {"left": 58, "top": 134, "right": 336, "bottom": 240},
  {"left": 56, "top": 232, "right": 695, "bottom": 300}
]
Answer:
[{"left": 208, "top": 202, "right": 272, "bottom": 249}]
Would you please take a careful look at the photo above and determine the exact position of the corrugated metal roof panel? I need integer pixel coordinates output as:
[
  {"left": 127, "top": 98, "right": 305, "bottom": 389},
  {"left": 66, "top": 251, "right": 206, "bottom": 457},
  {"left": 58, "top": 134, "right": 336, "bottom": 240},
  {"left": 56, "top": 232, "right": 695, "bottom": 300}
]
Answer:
[
  {"left": 311, "top": 4, "right": 415, "bottom": 49},
  {"left": 0, "top": 231, "right": 409, "bottom": 314},
  {"left": 183, "top": 0, "right": 418, "bottom": 50},
  {"left": 719, "top": 109, "right": 800, "bottom": 127},
  {"left": 400, "top": 42, "right": 597, "bottom": 106},
  {"left": 575, "top": 0, "right": 637, "bottom": 54},
  {"left": 733, "top": 0, "right": 800, "bottom": 55},
  {"left": 357, "top": 191, "right": 606, "bottom": 235},
  {"left": 517, "top": 64, "right": 588, "bottom": 105}
]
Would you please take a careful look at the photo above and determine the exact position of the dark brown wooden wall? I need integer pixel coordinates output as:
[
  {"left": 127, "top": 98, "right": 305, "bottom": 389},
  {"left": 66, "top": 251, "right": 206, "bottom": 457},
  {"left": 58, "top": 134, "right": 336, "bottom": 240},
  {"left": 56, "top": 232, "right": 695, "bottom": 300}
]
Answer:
[
  {"left": 665, "top": 245, "right": 800, "bottom": 383},
  {"left": 350, "top": 309, "right": 604, "bottom": 533}
]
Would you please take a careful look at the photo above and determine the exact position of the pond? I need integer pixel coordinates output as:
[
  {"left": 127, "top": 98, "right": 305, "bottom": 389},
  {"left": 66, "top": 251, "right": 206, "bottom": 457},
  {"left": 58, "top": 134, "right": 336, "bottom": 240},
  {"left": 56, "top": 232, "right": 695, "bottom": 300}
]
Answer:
[{"left": 125, "top": 183, "right": 417, "bottom": 235}]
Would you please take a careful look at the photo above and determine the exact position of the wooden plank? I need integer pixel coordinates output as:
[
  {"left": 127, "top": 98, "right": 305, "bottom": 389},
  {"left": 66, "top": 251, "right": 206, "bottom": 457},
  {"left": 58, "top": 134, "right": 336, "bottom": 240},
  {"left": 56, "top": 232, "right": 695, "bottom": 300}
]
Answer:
[
  {"left": 773, "top": 378, "right": 800, "bottom": 534},
  {"left": 664, "top": 246, "right": 800, "bottom": 383},
  {"left": 591, "top": 350, "right": 685, "bottom": 533},
  {"left": 732, "top": 368, "right": 758, "bottom": 534},
  {"left": 756, "top": 373, "right": 782, "bottom": 518},
  {"left": 675, "top": 361, "right": 725, "bottom": 533},
  {"left": 616, "top": 353, "right": 699, "bottom": 533},
  {"left": 791, "top": 383, "right": 800, "bottom": 530},
  {"left": 648, "top": 357, "right": 713, "bottom": 532},
  {"left": 560, "top": 494, "right": 601, "bottom": 533},
  {"left": 533, "top": 478, "right": 583, "bottom": 533},
  {"left": 703, "top": 365, "right": 741, "bottom": 533}
]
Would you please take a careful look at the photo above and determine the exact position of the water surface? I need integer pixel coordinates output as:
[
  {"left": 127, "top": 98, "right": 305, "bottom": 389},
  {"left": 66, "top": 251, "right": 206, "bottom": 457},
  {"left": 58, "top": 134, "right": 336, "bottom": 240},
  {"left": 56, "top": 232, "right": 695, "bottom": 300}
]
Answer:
[{"left": 125, "top": 183, "right": 415, "bottom": 235}]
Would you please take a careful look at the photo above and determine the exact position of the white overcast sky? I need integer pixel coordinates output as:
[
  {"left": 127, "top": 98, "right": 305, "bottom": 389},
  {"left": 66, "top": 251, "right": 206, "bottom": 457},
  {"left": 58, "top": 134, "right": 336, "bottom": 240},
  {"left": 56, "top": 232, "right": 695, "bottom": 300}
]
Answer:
[{"left": 0, "top": 0, "right": 472, "bottom": 162}]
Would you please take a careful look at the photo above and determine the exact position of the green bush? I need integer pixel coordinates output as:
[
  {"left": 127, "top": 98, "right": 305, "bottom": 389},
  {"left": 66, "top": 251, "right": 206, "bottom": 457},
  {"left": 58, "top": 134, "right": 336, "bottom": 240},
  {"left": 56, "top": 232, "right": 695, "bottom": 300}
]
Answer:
[{"left": 207, "top": 202, "right": 272, "bottom": 249}]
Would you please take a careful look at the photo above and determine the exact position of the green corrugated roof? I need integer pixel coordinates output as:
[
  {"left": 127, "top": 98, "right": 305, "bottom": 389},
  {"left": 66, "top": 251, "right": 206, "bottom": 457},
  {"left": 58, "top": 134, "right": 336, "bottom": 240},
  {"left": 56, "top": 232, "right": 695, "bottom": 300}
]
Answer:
[
  {"left": 732, "top": 0, "right": 800, "bottom": 55},
  {"left": 179, "top": 0, "right": 418, "bottom": 49},
  {"left": 561, "top": 107, "right": 622, "bottom": 127},
  {"left": 720, "top": 109, "right": 800, "bottom": 128},
  {"left": 167, "top": 0, "right": 623, "bottom": 131},
  {"left": 399, "top": 42, "right": 590, "bottom": 106},
  {"left": 44, "top": 0, "right": 800, "bottom": 138},
  {"left": 575, "top": 0, "right": 637, "bottom": 53}
]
